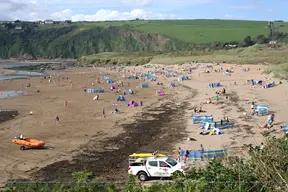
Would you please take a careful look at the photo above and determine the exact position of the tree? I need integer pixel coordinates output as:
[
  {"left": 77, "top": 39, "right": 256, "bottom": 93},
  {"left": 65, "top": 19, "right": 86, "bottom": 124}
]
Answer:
[
  {"left": 255, "top": 35, "right": 268, "bottom": 44},
  {"left": 242, "top": 36, "right": 254, "bottom": 47}
]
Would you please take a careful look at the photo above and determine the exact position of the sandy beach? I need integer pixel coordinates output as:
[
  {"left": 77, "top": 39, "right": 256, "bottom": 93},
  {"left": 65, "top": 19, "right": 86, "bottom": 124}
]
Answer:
[{"left": 0, "top": 63, "right": 287, "bottom": 183}]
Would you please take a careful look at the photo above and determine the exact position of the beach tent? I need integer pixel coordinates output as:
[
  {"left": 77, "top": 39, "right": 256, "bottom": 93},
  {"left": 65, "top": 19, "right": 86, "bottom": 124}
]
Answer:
[
  {"left": 145, "top": 74, "right": 152, "bottom": 80},
  {"left": 110, "top": 85, "right": 116, "bottom": 90},
  {"left": 167, "top": 68, "right": 172, "bottom": 73},
  {"left": 201, "top": 121, "right": 235, "bottom": 130},
  {"left": 180, "top": 149, "right": 227, "bottom": 162},
  {"left": 103, "top": 76, "right": 110, "bottom": 80},
  {"left": 127, "top": 101, "right": 138, "bottom": 108},
  {"left": 181, "top": 76, "right": 189, "bottom": 80},
  {"left": 140, "top": 84, "right": 149, "bottom": 88},
  {"left": 281, "top": 125, "right": 288, "bottom": 134},
  {"left": 151, "top": 77, "right": 157, "bottom": 81},
  {"left": 128, "top": 76, "right": 138, "bottom": 80},
  {"left": 87, "top": 88, "right": 104, "bottom": 93},
  {"left": 192, "top": 115, "right": 213, "bottom": 124},
  {"left": 159, "top": 90, "right": 165, "bottom": 96},
  {"left": 125, "top": 89, "right": 133, "bottom": 94},
  {"left": 208, "top": 83, "right": 221, "bottom": 88},
  {"left": 107, "top": 79, "right": 114, "bottom": 83},
  {"left": 116, "top": 95, "right": 126, "bottom": 101},
  {"left": 254, "top": 105, "right": 269, "bottom": 116},
  {"left": 170, "top": 82, "right": 176, "bottom": 87}
]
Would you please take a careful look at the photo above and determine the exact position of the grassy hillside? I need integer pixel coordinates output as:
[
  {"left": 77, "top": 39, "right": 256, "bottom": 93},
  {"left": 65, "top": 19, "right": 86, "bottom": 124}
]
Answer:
[
  {"left": 1, "top": 19, "right": 288, "bottom": 59},
  {"left": 0, "top": 26, "right": 194, "bottom": 59},
  {"left": 38, "top": 20, "right": 277, "bottom": 43}
]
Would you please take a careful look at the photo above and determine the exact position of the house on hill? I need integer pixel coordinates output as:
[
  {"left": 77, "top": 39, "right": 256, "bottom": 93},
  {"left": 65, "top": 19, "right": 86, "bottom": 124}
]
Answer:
[
  {"left": 15, "top": 26, "right": 22, "bottom": 30},
  {"left": 44, "top": 20, "right": 54, "bottom": 24}
]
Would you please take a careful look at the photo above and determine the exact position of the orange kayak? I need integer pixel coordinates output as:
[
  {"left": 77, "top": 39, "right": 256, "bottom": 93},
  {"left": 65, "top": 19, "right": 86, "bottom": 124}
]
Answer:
[{"left": 12, "top": 138, "right": 45, "bottom": 150}]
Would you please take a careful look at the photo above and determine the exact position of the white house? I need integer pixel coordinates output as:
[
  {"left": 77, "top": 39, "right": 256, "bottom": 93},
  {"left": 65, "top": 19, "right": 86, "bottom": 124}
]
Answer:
[{"left": 44, "top": 20, "right": 54, "bottom": 24}]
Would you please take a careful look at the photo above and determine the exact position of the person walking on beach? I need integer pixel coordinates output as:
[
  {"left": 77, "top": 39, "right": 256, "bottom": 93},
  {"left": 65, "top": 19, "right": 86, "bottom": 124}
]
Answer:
[
  {"left": 102, "top": 108, "right": 106, "bottom": 118},
  {"left": 56, "top": 116, "right": 60, "bottom": 122},
  {"left": 64, "top": 100, "right": 68, "bottom": 107}
]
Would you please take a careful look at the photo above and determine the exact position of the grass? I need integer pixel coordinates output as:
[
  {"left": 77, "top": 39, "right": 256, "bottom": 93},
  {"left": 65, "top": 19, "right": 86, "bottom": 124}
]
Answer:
[
  {"left": 80, "top": 44, "right": 288, "bottom": 79},
  {"left": 36, "top": 19, "right": 288, "bottom": 43},
  {"left": 80, "top": 52, "right": 161, "bottom": 66}
]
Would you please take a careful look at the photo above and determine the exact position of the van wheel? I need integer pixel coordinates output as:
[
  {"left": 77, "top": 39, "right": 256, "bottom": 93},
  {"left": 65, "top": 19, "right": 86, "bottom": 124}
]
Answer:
[
  {"left": 138, "top": 172, "right": 148, "bottom": 181},
  {"left": 20, "top": 146, "right": 26, "bottom": 150}
]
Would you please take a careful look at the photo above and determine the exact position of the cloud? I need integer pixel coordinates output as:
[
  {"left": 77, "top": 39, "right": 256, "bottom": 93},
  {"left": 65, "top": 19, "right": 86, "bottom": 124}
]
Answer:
[
  {"left": 229, "top": 5, "right": 254, "bottom": 10},
  {"left": 67, "top": 9, "right": 179, "bottom": 21},
  {"left": 223, "top": 14, "right": 245, "bottom": 20},
  {"left": 0, "top": 0, "right": 212, "bottom": 21}
]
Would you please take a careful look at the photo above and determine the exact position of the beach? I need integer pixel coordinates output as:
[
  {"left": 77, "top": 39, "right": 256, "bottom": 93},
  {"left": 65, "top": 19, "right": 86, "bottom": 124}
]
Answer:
[{"left": 0, "top": 63, "right": 287, "bottom": 183}]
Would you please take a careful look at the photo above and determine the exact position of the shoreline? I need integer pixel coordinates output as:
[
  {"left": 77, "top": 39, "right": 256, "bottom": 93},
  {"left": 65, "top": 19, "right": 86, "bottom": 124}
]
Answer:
[
  {"left": 0, "top": 69, "right": 16, "bottom": 76},
  {"left": 0, "top": 59, "right": 77, "bottom": 64}
]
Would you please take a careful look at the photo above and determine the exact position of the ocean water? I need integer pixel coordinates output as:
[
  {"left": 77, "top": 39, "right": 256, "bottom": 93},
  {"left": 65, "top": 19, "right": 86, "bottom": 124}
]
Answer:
[
  {"left": 0, "top": 63, "right": 43, "bottom": 98},
  {"left": 0, "top": 91, "right": 26, "bottom": 99}
]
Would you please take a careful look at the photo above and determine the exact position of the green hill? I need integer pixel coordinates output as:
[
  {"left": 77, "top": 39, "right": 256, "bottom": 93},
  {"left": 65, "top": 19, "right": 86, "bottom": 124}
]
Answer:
[
  {"left": 39, "top": 20, "right": 274, "bottom": 43},
  {"left": 0, "top": 19, "right": 287, "bottom": 59}
]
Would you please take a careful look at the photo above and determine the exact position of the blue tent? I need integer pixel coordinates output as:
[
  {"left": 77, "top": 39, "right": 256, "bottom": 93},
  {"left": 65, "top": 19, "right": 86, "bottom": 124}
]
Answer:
[
  {"left": 107, "top": 79, "right": 114, "bottom": 83},
  {"left": 170, "top": 82, "right": 176, "bottom": 87},
  {"left": 200, "top": 121, "right": 235, "bottom": 130},
  {"left": 145, "top": 74, "right": 152, "bottom": 80},
  {"left": 87, "top": 88, "right": 104, "bottom": 93},
  {"left": 180, "top": 149, "right": 227, "bottom": 161},
  {"left": 192, "top": 115, "right": 213, "bottom": 124},
  {"left": 140, "top": 84, "right": 149, "bottom": 88},
  {"left": 151, "top": 77, "right": 157, "bottom": 81},
  {"left": 281, "top": 125, "right": 288, "bottom": 134},
  {"left": 254, "top": 105, "right": 269, "bottom": 116},
  {"left": 103, "top": 76, "right": 110, "bottom": 80},
  {"left": 181, "top": 76, "right": 189, "bottom": 80},
  {"left": 116, "top": 96, "right": 126, "bottom": 101},
  {"left": 167, "top": 68, "right": 172, "bottom": 73},
  {"left": 208, "top": 82, "right": 221, "bottom": 88}
]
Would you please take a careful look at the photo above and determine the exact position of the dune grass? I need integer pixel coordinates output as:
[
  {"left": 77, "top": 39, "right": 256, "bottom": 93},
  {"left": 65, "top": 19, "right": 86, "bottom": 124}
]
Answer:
[
  {"left": 151, "top": 44, "right": 288, "bottom": 65},
  {"left": 81, "top": 44, "right": 288, "bottom": 79}
]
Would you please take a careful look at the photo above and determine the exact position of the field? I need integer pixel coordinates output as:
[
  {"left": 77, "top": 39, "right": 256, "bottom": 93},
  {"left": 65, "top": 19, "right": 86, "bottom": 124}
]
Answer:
[{"left": 37, "top": 19, "right": 288, "bottom": 43}]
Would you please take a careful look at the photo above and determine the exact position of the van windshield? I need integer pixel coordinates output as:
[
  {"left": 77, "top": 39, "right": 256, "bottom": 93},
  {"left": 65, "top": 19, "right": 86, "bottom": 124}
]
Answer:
[{"left": 166, "top": 158, "right": 177, "bottom": 167}]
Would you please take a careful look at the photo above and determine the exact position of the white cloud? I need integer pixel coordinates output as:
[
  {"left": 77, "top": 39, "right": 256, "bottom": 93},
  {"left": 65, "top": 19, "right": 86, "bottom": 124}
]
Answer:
[
  {"left": 69, "top": 9, "right": 179, "bottom": 21},
  {"left": 223, "top": 14, "right": 245, "bottom": 20},
  {"left": 229, "top": 5, "right": 254, "bottom": 10},
  {"left": 0, "top": 0, "right": 213, "bottom": 21}
]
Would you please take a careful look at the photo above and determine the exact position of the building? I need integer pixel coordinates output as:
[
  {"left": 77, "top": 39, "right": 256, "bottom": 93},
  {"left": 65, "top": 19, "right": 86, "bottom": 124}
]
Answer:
[
  {"left": 44, "top": 20, "right": 54, "bottom": 24},
  {"left": 65, "top": 20, "right": 72, "bottom": 24},
  {"left": 15, "top": 26, "right": 22, "bottom": 30}
]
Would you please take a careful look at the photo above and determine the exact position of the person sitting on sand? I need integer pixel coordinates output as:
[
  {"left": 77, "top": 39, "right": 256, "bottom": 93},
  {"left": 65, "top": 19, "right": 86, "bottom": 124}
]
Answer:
[
  {"left": 200, "top": 130, "right": 209, "bottom": 135},
  {"left": 207, "top": 98, "right": 212, "bottom": 104}
]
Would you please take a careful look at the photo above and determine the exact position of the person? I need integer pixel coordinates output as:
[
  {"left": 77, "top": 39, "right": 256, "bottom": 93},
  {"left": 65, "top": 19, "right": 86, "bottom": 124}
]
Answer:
[
  {"left": 184, "top": 150, "right": 189, "bottom": 163},
  {"left": 222, "top": 88, "right": 226, "bottom": 94},
  {"left": 200, "top": 144, "right": 204, "bottom": 152},
  {"left": 102, "top": 108, "right": 106, "bottom": 118},
  {"left": 64, "top": 100, "right": 68, "bottom": 107},
  {"left": 215, "top": 95, "right": 219, "bottom": 103},
  {"left": 56, "top": 116, "right": 59, "bottom": 122},
  {"left": 140, "top": 101, "right": 143, "bottom": 106},
  {"left": 260, "top": 142, "right": 265, "bottom": 150},
  {"left": 96, "top": 95, "right": 99, "bottom": 100}
]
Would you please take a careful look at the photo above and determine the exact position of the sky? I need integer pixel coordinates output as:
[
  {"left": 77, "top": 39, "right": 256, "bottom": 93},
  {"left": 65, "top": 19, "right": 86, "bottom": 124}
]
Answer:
[{"left": 0, "top": 0, "right": 286, "bottom": 21}]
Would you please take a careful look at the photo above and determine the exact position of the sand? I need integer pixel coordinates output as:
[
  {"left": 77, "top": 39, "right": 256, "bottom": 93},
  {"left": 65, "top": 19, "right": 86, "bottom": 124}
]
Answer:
[{"left": 0, "top": 63, "right": 287, "bottom": 183}]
